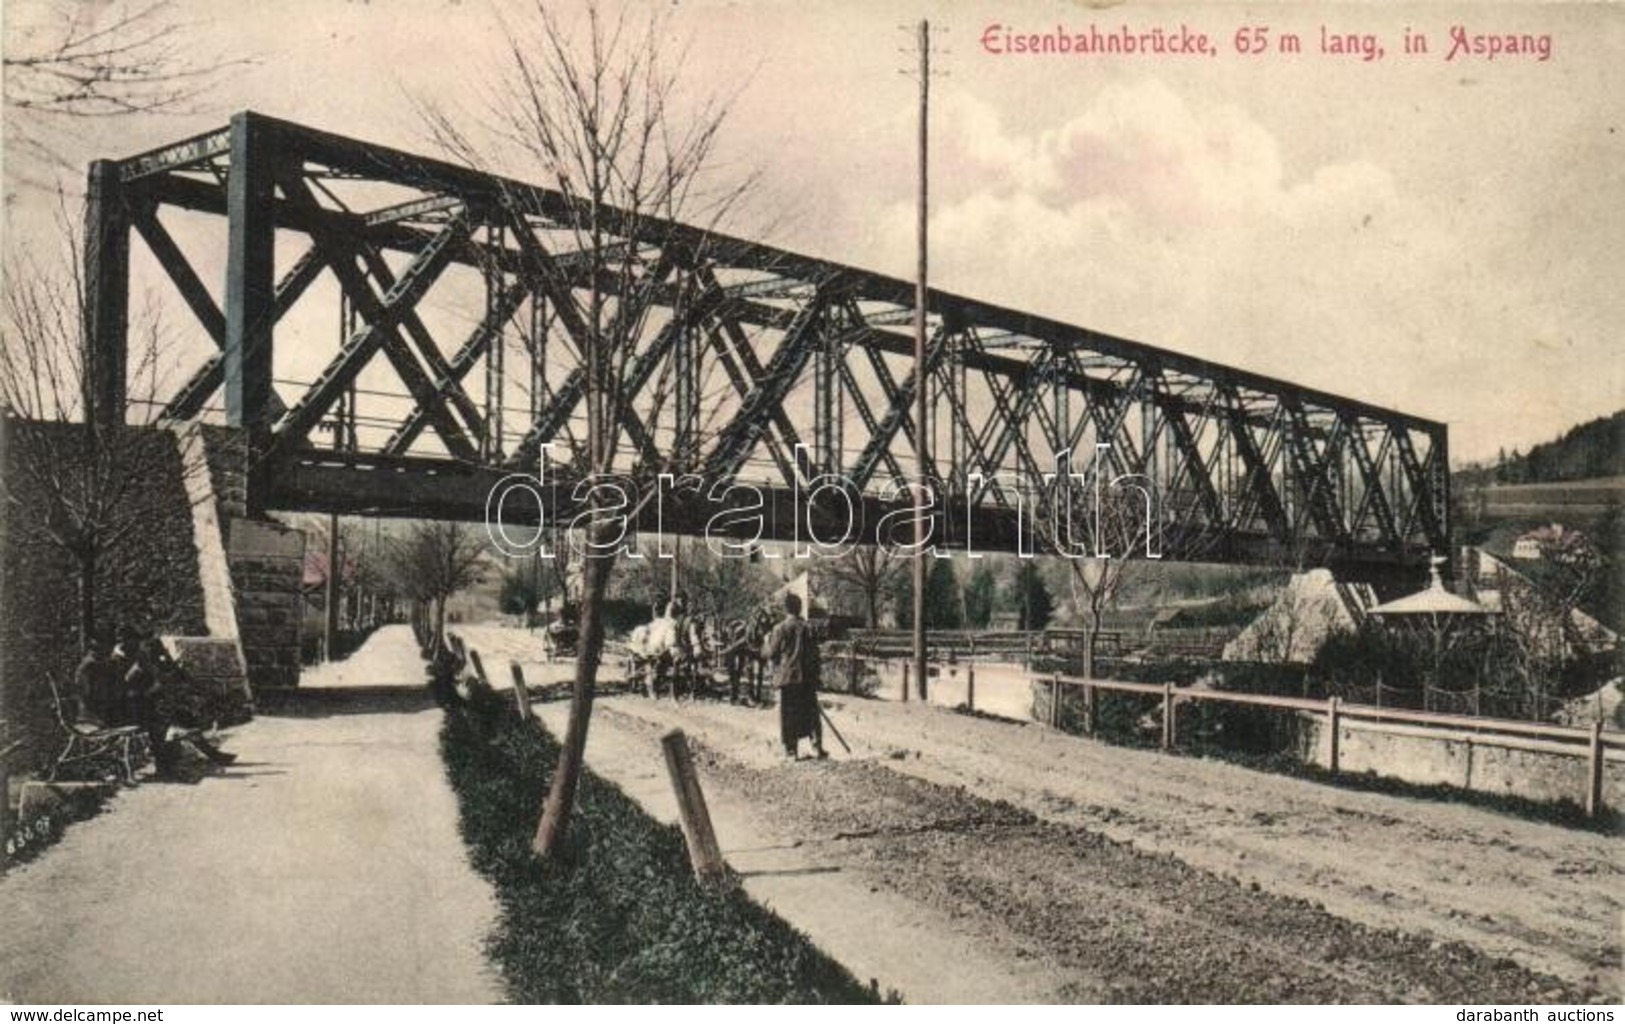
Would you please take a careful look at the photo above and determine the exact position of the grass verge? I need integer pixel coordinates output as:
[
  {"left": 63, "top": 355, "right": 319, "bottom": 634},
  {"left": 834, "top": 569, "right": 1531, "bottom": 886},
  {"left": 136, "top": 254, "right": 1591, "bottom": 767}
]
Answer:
[
  {"left": 440, "top": 689, "right": 881, "bottom": 1004},
  {"left": 2, "top": 782, "right": 111, "bottom": 871}
]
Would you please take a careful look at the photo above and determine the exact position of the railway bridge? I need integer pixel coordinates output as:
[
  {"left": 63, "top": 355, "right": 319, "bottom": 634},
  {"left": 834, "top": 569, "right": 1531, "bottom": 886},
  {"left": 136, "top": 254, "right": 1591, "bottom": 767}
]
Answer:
[{"left": 82, "top": 111, "right": 1448, "bottom": 581}]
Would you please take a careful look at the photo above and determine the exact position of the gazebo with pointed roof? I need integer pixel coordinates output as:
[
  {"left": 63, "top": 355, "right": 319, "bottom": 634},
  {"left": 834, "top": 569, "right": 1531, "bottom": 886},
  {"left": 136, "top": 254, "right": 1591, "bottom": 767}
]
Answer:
[{"left": 1368, "top": 557, "right": 1496, "bottom": 624}]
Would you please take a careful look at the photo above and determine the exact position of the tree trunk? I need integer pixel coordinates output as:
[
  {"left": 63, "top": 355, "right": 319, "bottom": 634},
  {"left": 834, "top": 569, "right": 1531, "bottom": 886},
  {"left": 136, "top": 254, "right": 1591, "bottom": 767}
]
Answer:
[
  {"left": 533, "top": 542, "right": 613, "bottom": 860},
  {"left": 1083, "top": 608, "right": 1100, "bottom": 681},
  {"left": 867, "top": 589, "right": 878, "bottom": 630},
  {"left": 434, "top": 596, "right": 447, "bottom": 652},
  {"left": 76, "top": 551, "right": 97, "bottom": 654}
]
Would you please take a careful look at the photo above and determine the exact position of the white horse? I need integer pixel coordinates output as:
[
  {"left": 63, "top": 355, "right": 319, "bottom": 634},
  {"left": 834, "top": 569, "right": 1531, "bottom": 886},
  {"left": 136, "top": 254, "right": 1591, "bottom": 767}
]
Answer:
[{"left": 626, "top": 615, "right": 686, "bottom": 700}]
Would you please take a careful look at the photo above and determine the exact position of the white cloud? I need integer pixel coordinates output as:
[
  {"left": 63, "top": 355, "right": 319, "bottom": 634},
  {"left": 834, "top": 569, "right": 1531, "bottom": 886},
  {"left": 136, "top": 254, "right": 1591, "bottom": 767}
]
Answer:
[{"left": 842, "top": 78, "right": 1610, "bottom": 462}]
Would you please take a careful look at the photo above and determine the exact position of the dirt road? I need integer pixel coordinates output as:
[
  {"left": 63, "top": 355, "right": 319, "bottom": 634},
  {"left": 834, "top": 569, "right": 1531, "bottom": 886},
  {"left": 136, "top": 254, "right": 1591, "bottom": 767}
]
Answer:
[
  {"left": 0, "top": 637, "right": 501, "bottom": 1004},
  {"left": 558, "top": 691, "right": 1618, "bottom": 1002}
]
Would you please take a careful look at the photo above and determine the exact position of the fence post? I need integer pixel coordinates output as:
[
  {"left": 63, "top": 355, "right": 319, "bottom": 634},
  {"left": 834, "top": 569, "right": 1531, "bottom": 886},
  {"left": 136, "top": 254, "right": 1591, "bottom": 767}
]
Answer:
[
  {"left": 1327, "top": 696, "right": 1341, "bottom": 775},
  {"left": 902, "top": 660, "right": 910, "bottom": 703},
  {"left": 1161, "top": 682, "right": 1175, "bottom": 751},
  {"left": 661, "top": 729, "right": 727, "bottom": 884},
  {"left": 510, "top": 661, "right": 533, "bottom": 722},
  {"left": 1050, "top": 672, "right": 1061, "bottom": 728},
  {"left": 1585, "top": 720, "right": 1604, "bottom": 819},
  {"left": 1083, "top": 682, "right": 1095, "bottom": 737},
  {"left": 966, "top": 663, "right": 976, "bottom": 713},
  {"left": 847, "top": 646, "right": 857, "bottom": 693}
]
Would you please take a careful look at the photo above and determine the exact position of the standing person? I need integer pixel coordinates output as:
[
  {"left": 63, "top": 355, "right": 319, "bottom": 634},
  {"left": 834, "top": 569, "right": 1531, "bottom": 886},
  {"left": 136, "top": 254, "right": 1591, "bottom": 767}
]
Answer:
[
  {"left": 762, "top": 593, "right": 826, "bottom": 760},
  {"left": 723, "top": 617, "right": 755, "bottom": 705}
]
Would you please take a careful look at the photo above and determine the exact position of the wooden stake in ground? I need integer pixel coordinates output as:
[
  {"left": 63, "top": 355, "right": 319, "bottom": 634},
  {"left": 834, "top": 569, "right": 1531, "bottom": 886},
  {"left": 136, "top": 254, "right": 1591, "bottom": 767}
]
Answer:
[
  {"left": 1585, "top": 720, "right": 1604, "bottom": 819},
  {"left": 660, "top": 729, "right": 726, "bottom": 883},
  {"left": 510, "top": 661, "right": 533, "bottom": 722},
  {"left": 0, "top": 763, "right": 10, "bottom": 865}
]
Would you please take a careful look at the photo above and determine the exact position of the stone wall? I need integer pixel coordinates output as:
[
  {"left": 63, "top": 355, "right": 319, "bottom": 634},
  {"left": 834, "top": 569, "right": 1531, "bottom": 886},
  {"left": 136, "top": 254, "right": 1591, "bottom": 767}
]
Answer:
[
  {"left": 198, "top": 424, "right": 249, "bottom": 523},
  {"left": 225, "top": 517, "right": 305, "bottom": 690},
  {"left": 176, "top": 424, "right": 241, "bottom": 641},
  {"left": 1, "top": 420, "right": 209, "bottom": 768},
  {"left": 1299, "top": 714, "right": 1623, "bottom": 812},
  {"left": 197, "top": 426, "right": 305, "bottom": 691}
]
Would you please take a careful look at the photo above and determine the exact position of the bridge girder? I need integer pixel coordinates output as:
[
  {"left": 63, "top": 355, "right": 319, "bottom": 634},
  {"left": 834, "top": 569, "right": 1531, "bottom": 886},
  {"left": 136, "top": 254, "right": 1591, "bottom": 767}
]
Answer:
[{"left": 86, "top": 111, "right": 1450, "bottom": 576}]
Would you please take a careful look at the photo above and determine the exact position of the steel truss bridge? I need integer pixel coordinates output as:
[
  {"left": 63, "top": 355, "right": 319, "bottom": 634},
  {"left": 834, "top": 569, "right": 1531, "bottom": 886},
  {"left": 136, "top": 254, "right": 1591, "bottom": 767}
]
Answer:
[{"left": 84, "top": 112, "right": 1448, "bottom": 579}]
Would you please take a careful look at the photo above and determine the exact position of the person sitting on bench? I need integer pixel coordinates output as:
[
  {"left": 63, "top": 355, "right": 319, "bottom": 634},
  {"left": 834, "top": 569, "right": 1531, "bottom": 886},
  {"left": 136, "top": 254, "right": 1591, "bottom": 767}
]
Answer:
[
  {"left": 124, "top": 634, "right": 236, "bottom": 774},
  {"left": 71, "top": 636, "right": 122, "bottom": 726}
]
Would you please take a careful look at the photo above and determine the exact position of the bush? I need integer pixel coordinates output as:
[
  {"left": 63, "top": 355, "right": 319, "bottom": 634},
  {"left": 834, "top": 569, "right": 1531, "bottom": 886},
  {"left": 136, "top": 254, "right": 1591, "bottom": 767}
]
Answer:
[
  {"left": 440, "top": 696, "right": 878, "bottom": 1003},
  {"left": 1103, "top": 658, "right": 1212, "bottom": 687},
  {"left": 601, "top": 598, "right": 659, "bottom": 636},
  {"left": 1157, "top": 592, "right": 1272, "bottom": 629},
  {"left": 1039, "top": 660, "right": 1312, "bottom": 758},
  {"left": 820, "top": 645, "right": 880, "bottom": 697},
  {"left": 1311, "top": 625, "right": 1421, "bottom": 701},
  {"left": 1, "top": 781, "right": 110, "bottom": 869}
]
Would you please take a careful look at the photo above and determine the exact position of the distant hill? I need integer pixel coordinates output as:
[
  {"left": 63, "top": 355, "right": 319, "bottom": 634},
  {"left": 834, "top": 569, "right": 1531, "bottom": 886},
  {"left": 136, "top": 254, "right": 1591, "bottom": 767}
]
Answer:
[{"left": 1457, "top": 410, "right": 1625, "bottom": 487}]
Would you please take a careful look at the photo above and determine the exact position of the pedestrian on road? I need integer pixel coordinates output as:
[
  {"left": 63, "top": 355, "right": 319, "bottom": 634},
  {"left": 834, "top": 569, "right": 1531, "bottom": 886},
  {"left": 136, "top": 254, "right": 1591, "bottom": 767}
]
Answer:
[{"left": 762, "top": 592, "right": 826, "bottom": 760}]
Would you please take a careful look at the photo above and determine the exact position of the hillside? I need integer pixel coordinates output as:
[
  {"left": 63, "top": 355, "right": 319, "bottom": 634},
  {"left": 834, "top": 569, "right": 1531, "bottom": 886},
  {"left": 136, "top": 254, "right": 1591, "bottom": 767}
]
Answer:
[{"left": 1457, "top": 410, "right": 1625, "bottom": 487}]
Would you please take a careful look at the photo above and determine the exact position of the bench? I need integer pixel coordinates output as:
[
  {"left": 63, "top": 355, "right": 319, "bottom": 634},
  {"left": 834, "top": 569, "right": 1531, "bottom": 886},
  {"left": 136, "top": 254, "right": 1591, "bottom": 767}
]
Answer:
[{"left": 45, "top": 675, "right": 150, "bottom": 785}]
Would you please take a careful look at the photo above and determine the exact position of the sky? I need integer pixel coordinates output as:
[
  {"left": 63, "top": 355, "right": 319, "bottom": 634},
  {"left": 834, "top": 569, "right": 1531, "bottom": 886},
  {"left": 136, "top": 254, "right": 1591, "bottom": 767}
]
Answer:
[{"left": 3, "top": 0, "right": 1621, "bottom": 466}]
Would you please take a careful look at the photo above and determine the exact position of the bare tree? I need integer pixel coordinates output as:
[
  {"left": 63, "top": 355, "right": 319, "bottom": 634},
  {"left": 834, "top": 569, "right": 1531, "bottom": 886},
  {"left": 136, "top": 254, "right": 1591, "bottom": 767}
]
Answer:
[
  {"left": 1496, "top": 531, "right": 1603, "bottom": 717},
  {"left": 820, "top": 545, "right": 906, "bottom": 629},
  {"left": 679, "top": 543, "right": 773, "bottom": 623},
  {"left": 419, "top": 0, "right": 755, "bottom": 859},
  {"left": 1067, "top": 556, "right": 1137, "bottom": 681},
  {"left": 2, "top": 0, "right": 250, "bottom": 653},
  {"left": 0, "top": 213, "right": 196, "bottom": 651},
  {"left": 3, "top": 1, "right": 249, "bottom": 188},
  {"left": 1037, "top": 473, "right": 1220, "bottom": 679},
  {"left": 385, "top": 521, "right": 488, "bottom": 652},
  {"left": 343, "top": 521, "right": 398, "bottom": 630},
  {"left": 293, "top": 515, "right": 398, "bottom": 633},
  {"left": 1043, "top": 484, "right": 1157, "bottom": 680}
]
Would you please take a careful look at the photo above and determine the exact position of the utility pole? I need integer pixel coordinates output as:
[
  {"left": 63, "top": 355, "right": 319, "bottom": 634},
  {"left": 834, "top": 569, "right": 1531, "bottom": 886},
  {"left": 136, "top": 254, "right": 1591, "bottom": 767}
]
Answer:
[
  {"left": 912, "top": 18, "right": 931, "bottom": 703},
  {"left": 324, "top": 299, "right": 356, "bottom": 660},
  {"left": 670, "top": 534, "right": 681, "bottom": 606}
]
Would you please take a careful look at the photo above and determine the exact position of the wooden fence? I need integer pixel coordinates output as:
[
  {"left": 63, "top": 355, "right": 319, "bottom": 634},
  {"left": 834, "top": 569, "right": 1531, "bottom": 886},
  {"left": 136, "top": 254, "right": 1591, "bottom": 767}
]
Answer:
[
  {"left": 842, "top": 626, "right": 1231, "bottom": 664},
  {"left": 447, "top": 625, "right": 1622, "bottom": 820},
  {"left": 850, "top": 651, "right": 1624, "bottom": 818},
  {"left": 1058, "top": 671, "right": 1623, "bottom": 817}
]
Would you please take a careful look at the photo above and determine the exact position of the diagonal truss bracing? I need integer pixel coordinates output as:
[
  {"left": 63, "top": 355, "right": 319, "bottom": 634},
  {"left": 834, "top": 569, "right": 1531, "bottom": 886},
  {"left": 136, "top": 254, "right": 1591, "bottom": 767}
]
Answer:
[{"left": 88, "top": 111, "right": 1449, "bottom": 575}]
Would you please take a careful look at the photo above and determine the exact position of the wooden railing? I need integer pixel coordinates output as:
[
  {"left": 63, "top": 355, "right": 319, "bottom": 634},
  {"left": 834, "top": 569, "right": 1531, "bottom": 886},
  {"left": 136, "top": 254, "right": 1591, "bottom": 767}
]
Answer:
[
  {"left": 1049, "top": 670, "right": 1622, "bottom": 817},
  {"left": 841, "top": 626, "right": 1231, "bottom": 664},
  {"left": 450, "top": 626, "right": 1623, "bottom": 820},
  {"left": 847, "top": 650, "right": 1624, "bottom": 818}
]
